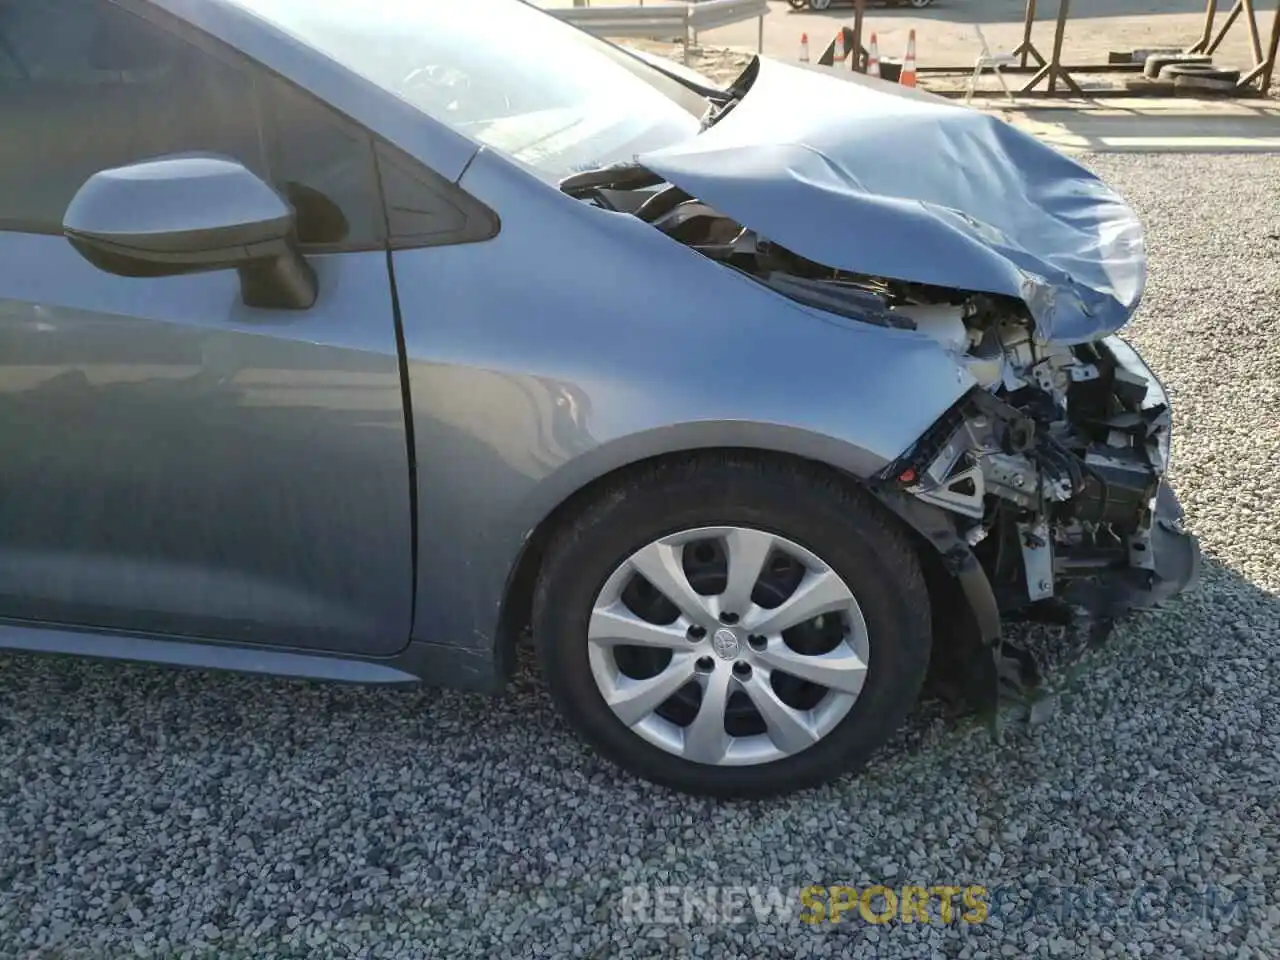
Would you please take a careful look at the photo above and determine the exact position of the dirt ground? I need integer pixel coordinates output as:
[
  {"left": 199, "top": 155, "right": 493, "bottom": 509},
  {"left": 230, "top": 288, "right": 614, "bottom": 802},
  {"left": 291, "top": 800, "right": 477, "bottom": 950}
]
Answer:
[{"left": 546, "top": 0, "right": 1277, "bottom": 96}]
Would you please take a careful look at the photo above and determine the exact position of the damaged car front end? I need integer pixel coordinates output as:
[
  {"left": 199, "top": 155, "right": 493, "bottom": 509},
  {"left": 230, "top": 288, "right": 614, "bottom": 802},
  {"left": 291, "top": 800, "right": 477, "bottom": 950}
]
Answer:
[
  {"left": 560, "top": 55, "right": 1201, "bottom": 715},
  {"left": 875, "top": 332, "right": 1200, "bottom": 712}
]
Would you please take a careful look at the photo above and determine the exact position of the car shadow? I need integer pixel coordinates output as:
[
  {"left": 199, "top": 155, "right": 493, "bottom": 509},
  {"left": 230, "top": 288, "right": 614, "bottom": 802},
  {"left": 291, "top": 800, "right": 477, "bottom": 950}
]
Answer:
[
  {"left": 878, "top": 553, "right": 1271, "bottom": 763},
  {"left": 1004, "top": 105, "right": 1280, "bottom": 154},
  {"left": 0, "top": 553, "right": 1267, "bottom": 791}
]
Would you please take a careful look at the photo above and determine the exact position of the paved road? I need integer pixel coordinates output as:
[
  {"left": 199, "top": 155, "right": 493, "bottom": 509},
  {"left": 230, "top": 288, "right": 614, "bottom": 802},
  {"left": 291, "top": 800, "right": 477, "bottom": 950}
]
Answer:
[{"left": 995, "top": 97, "right": 1280, "bottom": 153}]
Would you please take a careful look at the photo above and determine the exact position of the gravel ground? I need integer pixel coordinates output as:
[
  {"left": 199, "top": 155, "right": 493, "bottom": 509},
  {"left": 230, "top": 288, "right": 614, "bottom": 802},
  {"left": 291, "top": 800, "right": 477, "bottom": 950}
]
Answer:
[{"left": 2, "top": 153, "right": 1279, "bottom": 959}]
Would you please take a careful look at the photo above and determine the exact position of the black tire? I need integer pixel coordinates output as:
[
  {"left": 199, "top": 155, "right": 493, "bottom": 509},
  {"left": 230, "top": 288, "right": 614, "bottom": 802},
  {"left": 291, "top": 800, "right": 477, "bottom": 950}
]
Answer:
[
  {"left": 532, "top": 454, "right": 932, "bottom": 799},
  {"left": 1160, "top": 62, "right": 1240, "bottom": 84},
  {"left": 787, "top": 0, "right": 808, "bottom": 8},
  {"left": 1172, "top": 74, "right": 1240, "bottom": 93},
  {"left": 1142, "top": 54, "right": 1209, "bottom": 78}
]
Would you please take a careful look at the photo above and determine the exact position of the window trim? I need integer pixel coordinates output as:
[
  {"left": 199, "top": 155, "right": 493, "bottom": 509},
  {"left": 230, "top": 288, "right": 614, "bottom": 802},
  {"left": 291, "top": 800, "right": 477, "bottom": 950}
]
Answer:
[{"left": 374, "top": 141, "right": 500, "bottom": 252}]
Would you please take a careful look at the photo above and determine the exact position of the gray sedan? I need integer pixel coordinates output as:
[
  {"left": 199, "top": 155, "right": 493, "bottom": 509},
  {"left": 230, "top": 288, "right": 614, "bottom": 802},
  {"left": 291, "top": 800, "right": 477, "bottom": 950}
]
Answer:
[{"left": 0, "top": 0, "right": 1199, "bottom": 797}]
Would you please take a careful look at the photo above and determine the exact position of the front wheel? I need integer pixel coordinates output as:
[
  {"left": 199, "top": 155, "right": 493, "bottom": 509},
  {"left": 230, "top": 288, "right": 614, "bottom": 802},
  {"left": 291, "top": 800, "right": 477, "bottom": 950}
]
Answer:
[
  {"left": 787, "top": 0, "right": 808, "bottom": 9},
  {"left": 532, "top": 455, "right": 932, "bottom": 798}
]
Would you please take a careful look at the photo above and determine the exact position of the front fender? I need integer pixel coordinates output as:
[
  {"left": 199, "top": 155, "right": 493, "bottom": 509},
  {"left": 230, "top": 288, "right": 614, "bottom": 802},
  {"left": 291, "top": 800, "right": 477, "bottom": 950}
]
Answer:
[{"left": 394, "top": 147, "right": 977, "bottom": 673}]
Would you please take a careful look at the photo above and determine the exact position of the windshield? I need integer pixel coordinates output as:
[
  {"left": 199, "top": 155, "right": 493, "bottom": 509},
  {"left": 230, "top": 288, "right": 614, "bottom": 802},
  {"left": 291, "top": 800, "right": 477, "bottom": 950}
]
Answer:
[{"left": 227, "top": 0, "right": 707, "bottom": 178}]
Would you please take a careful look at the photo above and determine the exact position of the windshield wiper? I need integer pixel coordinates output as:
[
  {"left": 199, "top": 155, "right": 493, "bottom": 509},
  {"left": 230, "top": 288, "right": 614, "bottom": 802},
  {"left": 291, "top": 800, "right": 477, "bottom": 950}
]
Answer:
[
  {"left": 699, "top": 55, "right": 760, "bottom": 130},
  {"left": 621, "top": 51, "right": 734, "bottom": 106}
]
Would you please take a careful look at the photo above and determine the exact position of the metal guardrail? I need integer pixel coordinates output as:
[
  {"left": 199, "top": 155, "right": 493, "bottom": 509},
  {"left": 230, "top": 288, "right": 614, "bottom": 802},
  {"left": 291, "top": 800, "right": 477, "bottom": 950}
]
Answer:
[
  {"left": 549, "top": 0, "right": 768, "bottom": 64},
  {"left": 552, "top": 5, "right": 687, "bottom": 40}
]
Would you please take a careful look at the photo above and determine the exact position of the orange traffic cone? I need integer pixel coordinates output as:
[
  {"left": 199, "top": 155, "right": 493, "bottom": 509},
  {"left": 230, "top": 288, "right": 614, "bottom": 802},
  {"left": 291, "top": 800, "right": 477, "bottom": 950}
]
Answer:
[
  {"left": 900, "top": 29, "right": 918, "bottom": 87},
  {"left": 866, "top": 33, "right": 881, "bottom": 78},
  {"left": 833, "top": 30, "right": 845, "bottom": 64},
  {"left": 800, "top": 32, "right": 809, "bottom": 62}
]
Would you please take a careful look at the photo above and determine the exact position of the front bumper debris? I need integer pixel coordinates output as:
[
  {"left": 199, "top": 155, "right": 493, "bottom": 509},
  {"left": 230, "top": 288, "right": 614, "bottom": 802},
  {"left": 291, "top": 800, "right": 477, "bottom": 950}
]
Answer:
[
  {"left": 874, "top": 333, "right": 1202, "bottom": 727},
  {"left": 1059, "top": 482, "right": 1201, "bottom": 617}
]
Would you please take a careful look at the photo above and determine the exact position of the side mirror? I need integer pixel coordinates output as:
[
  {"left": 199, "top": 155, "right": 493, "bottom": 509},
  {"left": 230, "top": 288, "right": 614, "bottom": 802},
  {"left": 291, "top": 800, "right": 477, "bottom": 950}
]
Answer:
[{"left": 62, "top": 154, "right": 318, "bottom": 310}]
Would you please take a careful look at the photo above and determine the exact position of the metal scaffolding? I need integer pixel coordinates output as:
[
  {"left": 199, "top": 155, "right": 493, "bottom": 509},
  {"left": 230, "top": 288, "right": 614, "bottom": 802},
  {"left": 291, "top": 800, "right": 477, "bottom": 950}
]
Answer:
[
  {"left": 906, "top": 0, "right": 1280, "bottom": 96},
  {"left": 1188, "top": 0, "right": 1280, "bottom": 92}
]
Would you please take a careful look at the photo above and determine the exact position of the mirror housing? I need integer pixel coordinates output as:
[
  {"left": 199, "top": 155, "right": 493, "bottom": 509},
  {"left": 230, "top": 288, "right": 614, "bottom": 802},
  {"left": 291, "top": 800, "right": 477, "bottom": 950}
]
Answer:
[{"left": 63, "top": 154, "right": 318, "bottom": 310}]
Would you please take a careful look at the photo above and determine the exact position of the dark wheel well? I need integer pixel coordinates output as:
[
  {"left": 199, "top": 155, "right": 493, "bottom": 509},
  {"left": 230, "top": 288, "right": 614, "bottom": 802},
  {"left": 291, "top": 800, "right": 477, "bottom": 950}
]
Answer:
[{"left": 494, "top": 447, "right": 953, "bottom": 678}]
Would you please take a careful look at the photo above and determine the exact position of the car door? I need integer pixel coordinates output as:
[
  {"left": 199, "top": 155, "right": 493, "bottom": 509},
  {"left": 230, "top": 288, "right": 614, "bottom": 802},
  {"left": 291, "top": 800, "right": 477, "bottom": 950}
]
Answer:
[{"left": 0, "top": 0, "right": 415, "bottom": 655}]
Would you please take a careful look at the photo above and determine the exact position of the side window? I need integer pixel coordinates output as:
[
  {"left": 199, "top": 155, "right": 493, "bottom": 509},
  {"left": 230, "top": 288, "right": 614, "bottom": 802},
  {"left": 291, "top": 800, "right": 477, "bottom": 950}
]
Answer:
[
  {"left": 0, "top": 27, "right": 23, "bottom": 79},
  {"left": 0, "top": 0, "right": 481, "bottom": 251},
  {"left": 0, "top": 0, "right": 264, "bottom": 233},
  {"left": 260, "top": 77, "right": 384, "bottom": 251}
]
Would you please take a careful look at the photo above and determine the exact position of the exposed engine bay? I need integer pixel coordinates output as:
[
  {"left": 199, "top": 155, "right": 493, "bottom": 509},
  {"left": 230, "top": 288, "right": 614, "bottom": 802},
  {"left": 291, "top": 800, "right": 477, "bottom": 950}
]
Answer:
[{"left": 563, "top": 165, "right": 1200, "bottom": 713}]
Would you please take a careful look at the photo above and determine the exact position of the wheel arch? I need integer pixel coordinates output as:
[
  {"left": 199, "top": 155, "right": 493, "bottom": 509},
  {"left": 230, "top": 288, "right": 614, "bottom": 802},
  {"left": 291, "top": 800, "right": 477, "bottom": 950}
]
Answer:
[
  {"left": 493, "top": 437, "right": 997, "bottom": 688},
  {"left": 494, "top": 441, "right": 872, "bottom": 667}
]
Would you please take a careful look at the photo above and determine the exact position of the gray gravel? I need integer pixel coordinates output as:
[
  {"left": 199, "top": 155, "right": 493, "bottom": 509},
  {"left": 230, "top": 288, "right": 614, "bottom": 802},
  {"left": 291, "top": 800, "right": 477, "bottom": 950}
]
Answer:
[{"left": 2, "top": 152, "right": 1279, "bottom": 959}]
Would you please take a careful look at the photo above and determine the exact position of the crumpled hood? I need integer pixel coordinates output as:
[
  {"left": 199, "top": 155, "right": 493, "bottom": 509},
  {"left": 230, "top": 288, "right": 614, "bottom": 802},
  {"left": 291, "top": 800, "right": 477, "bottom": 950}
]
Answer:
[{"left": 636, "top": 58, "right": 1146, "bottom": 344}]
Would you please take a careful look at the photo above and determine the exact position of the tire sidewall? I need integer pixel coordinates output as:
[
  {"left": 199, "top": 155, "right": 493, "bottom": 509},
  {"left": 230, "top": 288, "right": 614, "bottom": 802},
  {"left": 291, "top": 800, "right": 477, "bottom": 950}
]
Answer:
[{"left": 535, "top": 467, "right": 930, "bottom": 797}]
